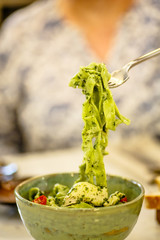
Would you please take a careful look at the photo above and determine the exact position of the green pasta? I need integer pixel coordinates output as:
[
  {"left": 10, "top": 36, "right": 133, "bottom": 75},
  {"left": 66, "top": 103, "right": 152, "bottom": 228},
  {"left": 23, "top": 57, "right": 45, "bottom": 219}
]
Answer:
[{"left": 69, "top": 63, "right": 130, "bottom": 187}]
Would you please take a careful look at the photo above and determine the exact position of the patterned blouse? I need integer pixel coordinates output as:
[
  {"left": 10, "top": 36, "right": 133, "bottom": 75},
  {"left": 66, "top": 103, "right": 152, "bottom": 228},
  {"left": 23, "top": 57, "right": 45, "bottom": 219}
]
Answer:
[{"left": 0, "top": 0, "right": 159, "bottom": 155}]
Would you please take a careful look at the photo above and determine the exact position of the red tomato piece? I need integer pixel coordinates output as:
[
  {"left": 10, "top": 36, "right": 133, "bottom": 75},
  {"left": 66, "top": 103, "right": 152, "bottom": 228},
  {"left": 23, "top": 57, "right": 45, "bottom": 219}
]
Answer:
[
  {"left": 120, "top": 197, "right": 127, "bottom": 203},
  {"left": 33, "top": 195, "right": 47, "bottom": 205}
]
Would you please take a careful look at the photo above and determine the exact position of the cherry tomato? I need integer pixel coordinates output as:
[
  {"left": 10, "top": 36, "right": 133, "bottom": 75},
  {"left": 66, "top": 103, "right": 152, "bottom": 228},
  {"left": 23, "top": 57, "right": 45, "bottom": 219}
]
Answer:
[
  {"left": 120, "top": 197, "right": 127, "bottom": 203},
  {"left": 33, "top": 195, "right": 47, "bottom": 205}
]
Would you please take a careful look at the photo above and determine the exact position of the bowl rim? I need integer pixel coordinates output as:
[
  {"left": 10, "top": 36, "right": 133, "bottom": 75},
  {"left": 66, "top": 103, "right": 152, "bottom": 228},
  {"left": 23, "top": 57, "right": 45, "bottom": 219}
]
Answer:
[{"left": 15, "top": 172, "right": 145, "bottom": 212}]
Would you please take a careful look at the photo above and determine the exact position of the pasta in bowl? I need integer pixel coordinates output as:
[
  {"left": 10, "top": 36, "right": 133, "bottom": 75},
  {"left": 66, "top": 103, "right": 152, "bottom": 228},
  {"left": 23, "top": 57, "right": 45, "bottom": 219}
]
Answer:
[
  {"left": 15, "top": 172, "right": 144, "bottom": 240},
  {"left": 15, "top": 63, "right": 144, "bottom": 239}
]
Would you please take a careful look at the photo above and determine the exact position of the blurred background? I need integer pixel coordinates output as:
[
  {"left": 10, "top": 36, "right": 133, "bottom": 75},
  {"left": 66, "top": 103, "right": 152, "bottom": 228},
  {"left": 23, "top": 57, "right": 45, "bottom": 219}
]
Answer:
[{"left": 0, "top": 0, "right": 36, "bottom": 25}]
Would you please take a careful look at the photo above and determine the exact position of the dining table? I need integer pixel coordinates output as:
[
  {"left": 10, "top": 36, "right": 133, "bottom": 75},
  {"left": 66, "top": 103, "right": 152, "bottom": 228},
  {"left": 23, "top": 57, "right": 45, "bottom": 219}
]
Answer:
[{"left": 0, "top": 135, "right": 160, "bottom": 240}]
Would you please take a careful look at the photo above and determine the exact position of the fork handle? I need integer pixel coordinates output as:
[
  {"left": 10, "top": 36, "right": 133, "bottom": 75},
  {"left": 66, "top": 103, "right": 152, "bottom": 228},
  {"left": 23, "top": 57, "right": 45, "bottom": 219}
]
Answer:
[{"left": 126, "top": 48, "right": 160, "bottom": 70}]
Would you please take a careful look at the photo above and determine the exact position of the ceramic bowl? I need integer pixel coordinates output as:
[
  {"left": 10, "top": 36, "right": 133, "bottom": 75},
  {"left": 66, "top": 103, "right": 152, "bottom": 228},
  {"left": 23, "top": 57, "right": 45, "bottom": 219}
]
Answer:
[{"left": 15, "top": 173, "right": 144, "bottom": 240}]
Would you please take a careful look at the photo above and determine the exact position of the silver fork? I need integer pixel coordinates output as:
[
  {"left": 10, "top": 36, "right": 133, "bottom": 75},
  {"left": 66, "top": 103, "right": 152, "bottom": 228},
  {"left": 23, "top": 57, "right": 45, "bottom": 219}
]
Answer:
[{"left": 108, "top": 48, "right": 160, "bottom": 88}]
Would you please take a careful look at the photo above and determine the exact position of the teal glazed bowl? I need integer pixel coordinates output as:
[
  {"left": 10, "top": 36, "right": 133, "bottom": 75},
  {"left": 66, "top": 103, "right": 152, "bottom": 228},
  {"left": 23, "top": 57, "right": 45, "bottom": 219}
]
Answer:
[{"left": 15, "top": 173, "right": 144, "bottom": 240}]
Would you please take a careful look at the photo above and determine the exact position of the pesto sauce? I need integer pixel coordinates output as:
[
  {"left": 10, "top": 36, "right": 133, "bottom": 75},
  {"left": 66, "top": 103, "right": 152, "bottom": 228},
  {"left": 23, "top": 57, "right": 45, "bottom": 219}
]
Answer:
[{"left": 69, "top": 63, "right": 130, "bottom": 187}]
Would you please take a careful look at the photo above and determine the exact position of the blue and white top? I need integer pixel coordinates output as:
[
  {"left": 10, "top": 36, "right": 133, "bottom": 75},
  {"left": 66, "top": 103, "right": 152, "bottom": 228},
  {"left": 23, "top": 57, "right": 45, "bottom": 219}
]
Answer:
[{"left": 0, "top": 0, "right": 159, "bottom": 155}]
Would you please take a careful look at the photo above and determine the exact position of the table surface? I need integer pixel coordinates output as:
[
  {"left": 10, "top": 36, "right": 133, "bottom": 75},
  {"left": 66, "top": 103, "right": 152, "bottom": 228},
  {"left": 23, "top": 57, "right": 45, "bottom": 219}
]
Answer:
[{"left": 0, "top": 136, "right": 160, "bottom": 240}]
